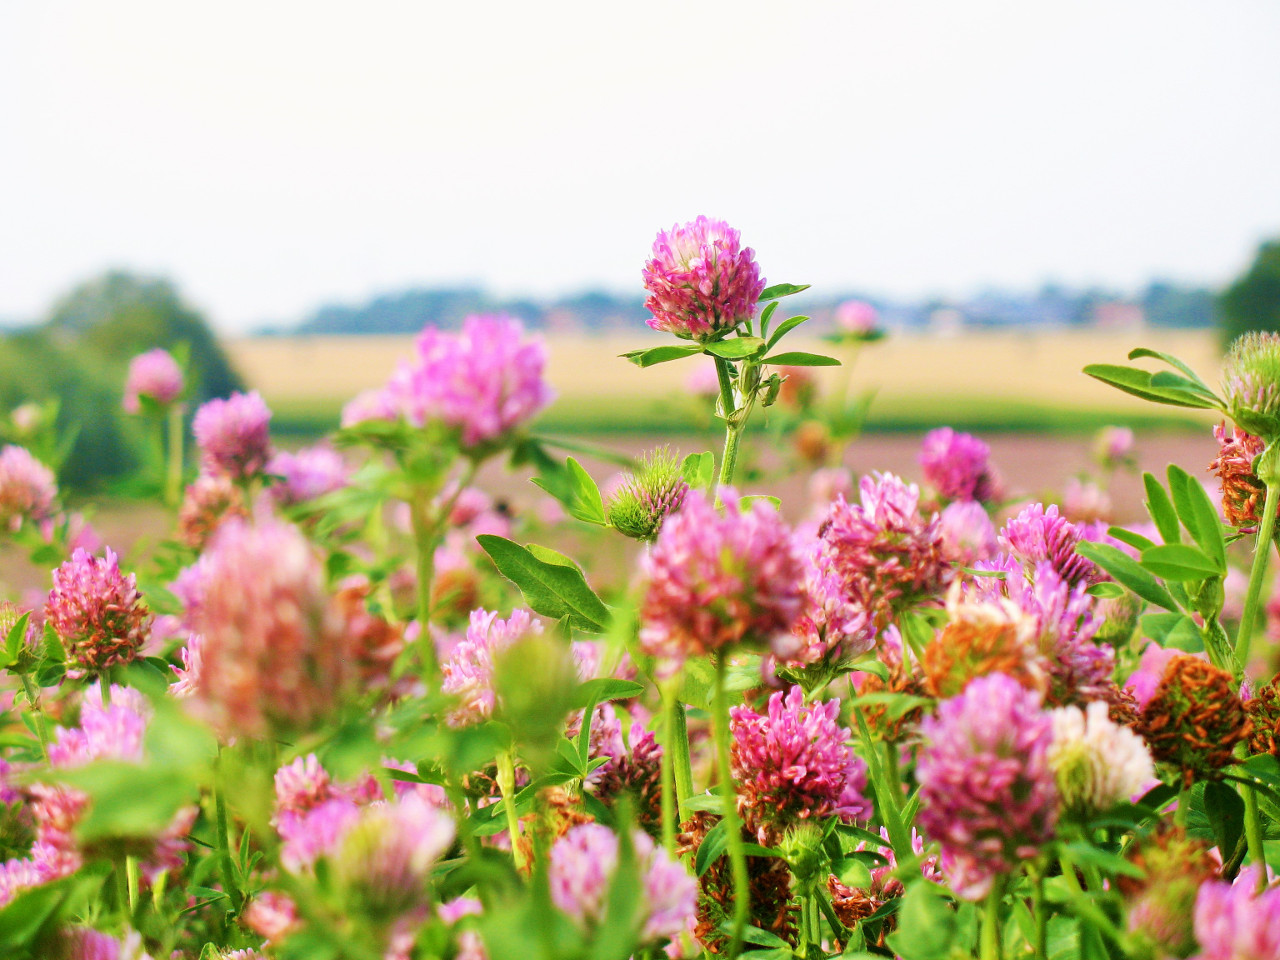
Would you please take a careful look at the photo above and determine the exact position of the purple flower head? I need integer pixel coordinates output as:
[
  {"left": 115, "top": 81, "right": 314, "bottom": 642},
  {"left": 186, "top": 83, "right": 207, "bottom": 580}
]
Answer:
[
  {"left": 784, "top": 535, "right": 875, "bottom": 667},
  {"left": 549, "top": 823, "right": 696, "bottom": 944},
  {"left": 193, "top": 390, "right": 273, "bottom": 480},
  {"left": 53, "top": 928, "right": 152, "bottom": 960},
  {"left": 916, "top": 673, "right": 1058, "bottom": 900},
  {"left": 169, "top": 633, "right": 203, "bottom": 698},
  {"left": 834, "top": 299, "right": 880, "bottom": 335},
  {"left": 48, "top": 683, "right": 150, "bottom": 768},
  {"left": 267, "top": 444, "right": 350, "bottom": 506},
  {"left": 441, "top": 608, "right": 540, "bottom": 726},
  {"left": 938, "top": 500, "right": 999, "bottom": 566},
  {"left": 380, "top": 315, "right": 553, "bottom": 448},
  {"left": 341, "top": 387, "right": 400, "bottom": 428},
  {"left": 1193, "top": 868, "right": 1280, "bottom": 960},
  {"left": 0, "top": 445, "right": 57, "bottom": 532},
  {"left": 642, "top": 217, "right": 766, "bottom": 340},
  {"left": 122, "top": 348, "right": 183, "bottom": 414},
  {"left": 730, "top": 685, "right": 871, "bottom": 832},
  {"left": 818, "top": 473, "right": 951, "bottom": 631},
  {"left": 999, "top": 502, "right": 1096, "bottom": 585},
  {"left": 639, "top": 489, "right": 803, "bottom": 671},
  {"left": 919, "top": 428, "right": 1001, "bottom": 502},
  {"left": 180, "top": 516, "right": 356, "bottom": 738},
  {"left": 46, "top": 548, "right": 152, "bottom": 674}
]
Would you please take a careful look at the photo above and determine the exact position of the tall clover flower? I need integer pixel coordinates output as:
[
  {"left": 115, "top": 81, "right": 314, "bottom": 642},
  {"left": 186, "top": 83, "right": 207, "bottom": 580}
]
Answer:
[
  {"left": 916, "top": 673, "right": 1058, "bottom": 899},
  {"left": 818, "top": 472, "right": 950, "bottom": 632},
  {"left": 122, "top": 348, "right": 184, "bottom": 414},
  {"left": 192, "top": 390, "right": 274, "bottom": 480},
  {"left": 1210, "top": 421, "right": 1267, "bottom": 528},
  {"left": 440, "top": 607, "right": 540, "bottom": 726},
  {"left": 178, "top": 516, "right": 357, "bottom": 738},
  {"left": 918, "top": 427, "right": 1002, "bottom": 502},
  {"left": 638, "top": 488, "right": 802, "bottom": 670},
  {"left": 0, "top": 445, "right": 57, "bottom": 532},
  {"left": 46, "top": 547, "right": 152, "bottom": 674},
  {"left": 783, "top": 535, "right": 875, "bottom": 669},
  {"left": 642, "top": 217, "right": 765, "bottom": 340},
  {"left": 729, "top": 685, "right": 870, "bottom": 836},
  {"left": 1223, "top": 331, "right": 1280, "bottom": 441}
]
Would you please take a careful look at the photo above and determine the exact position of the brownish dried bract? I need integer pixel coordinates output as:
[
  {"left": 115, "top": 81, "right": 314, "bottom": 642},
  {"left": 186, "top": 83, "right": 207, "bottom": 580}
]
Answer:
[
  {"left": 1136, "top": 654, "right": 1251, "bottom": 787},
  {"left": 1246, "top": 673, "right": 1280, "bottom": 757},
  {"left": 592, "top": 738, "right": 664, "bottom": 838},
  {"left": 827, "top": 873, "right": 906, "bottom": 947},
  {"left": 1209, "top": 421, "right": 1267, "bottom": 529},
  {"left": 922, "top": 618, "right": 1042, "bottom": 700},
  {"left": 513, "top": 786, "right": 594, "bottom": 870}
]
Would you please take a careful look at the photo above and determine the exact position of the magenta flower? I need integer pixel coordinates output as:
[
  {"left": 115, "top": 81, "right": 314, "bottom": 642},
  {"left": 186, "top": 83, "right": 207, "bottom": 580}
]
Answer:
[
  {"left": 122, "top": 348, "right": 184, "bottom": 414},
  {"left": 818, "top": 473, "right": 950, "bottom": 631},
  {"left": 267, "top": 444, "right": 350, "bottom": 506},
  {"left": 52, "top": 928, "right": 153, "bottom": 960},
  {"left": 1193, "top": 869, "right": 1280, "bottom": 960},
  {"left": 938, "top": 500, "right": 999, "bottom": 566},
  {"left": 999, "top": 502, "right": 1096, "bottom": 585},
  {"left": 919, "top": 428, "right": 1001, "bottom": 502},
  {"left": 192, "top": 390, "right": 273, "bottom": 480},
  {"left": 0, "top": 445, "right": 57, "bottom": 532},
  {"left": 178, "top": 516, "right": 357, "bottom": 738},
  {"left": 730, "top": 685, "right": 871, "bottom": 832},
  {"left": 549, "top": 823, "right": 696, "bottom": 944},
  {"left": 639, "top": 489, "right": 803, "bottom": 670},
  {"left": 440, "top": 608, "right": 540, "bottom": 726},
  {"left": 642, "top": 217, "right": 765, "bottom": 340},
  {"left": 916, "top": 673, "right": 1058, "bottom": 899},
  {"left": 833, "top": 299, "right": 880, "bottom": 335},
  {"left": 46, "top": 547, "right": 152, "bottom": 674},
  {"left": 360, "top": 315, "right": 552, "bottom": 448},
  {"left": 784, "top": 535, "right": 875, "bottom": 667}
]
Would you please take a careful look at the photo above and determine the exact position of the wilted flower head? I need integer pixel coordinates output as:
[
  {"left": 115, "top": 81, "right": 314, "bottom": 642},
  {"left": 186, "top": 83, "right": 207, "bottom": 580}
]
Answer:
[
  {"left": 923, "top": 594, "right": 1043, "bottom": 699},
  {"left": 122, "top": 348, "right": 184, "bottom": 414},
  {"left": 0, "top": 445, "right": 57, "bottom": 532},
  {"left": 1120, "top": 826, "right": 1218, "bottom": 958},
  {"left": 818, "top": 473, "right": 950, "bottom": 630},
  {"left": 938, "top": 500, "right": 998, "bottom": 566},
  {"left": 1000, "top": 502, "right": 1096, "bottom": 585},
  {"left": 1210, "top": 421, "right": 1267, "bottom": 528},
  {"left": 267, "top": 445, "right": 350, "bottom": 507},
  {"left": 46, "top": 548, "right": 151, "bottom": 674},
  {"left": 642, "top": 216, "right": 765, "bottom": 340},
  {"left": 177, "top": 473, "right": 247, "bottom": 550},
  {"left": 549, "top": 823, "right": 696, "bottom": 944},
  {"left": 440, "top": 608, "right": 540, "bottom": 726},
  {"left": 639, "top": 489, "right": 802, "bottom": 669},
  {"left": 179, "top": 516, "right": 357, "bottom": 738},
  {"left": 1223, "top": 331, "right": 1280, "bottom": 441},
  {"left": 192, "top": 390, "right": 273, "bottom": 480},
  {"left": 919, "top": 428, "right": 1001, "bottom": 502},
  {"left": 916, "top": 673, "right": 1058, "bottom": 900},
  {"left": 730, "top": 685, "right": 870, "bottom": 833},
  {"left": 606, "top": 447, "right": 689, "bottom": 542},
  {"left": 1048, "top": 701, "right": 1155, "bottom": 816},
  {"left": 371, "top": 315, "right": 553, "bottom": 448},
  {"left": 1192, "top": 869, "right": 1280, "bottom": 960}
]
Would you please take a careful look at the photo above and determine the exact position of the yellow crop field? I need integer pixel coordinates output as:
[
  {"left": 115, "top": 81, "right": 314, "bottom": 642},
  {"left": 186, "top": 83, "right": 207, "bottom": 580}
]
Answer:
[{"left": 226, "top": 328, "right": 1222, "bottom": 415}]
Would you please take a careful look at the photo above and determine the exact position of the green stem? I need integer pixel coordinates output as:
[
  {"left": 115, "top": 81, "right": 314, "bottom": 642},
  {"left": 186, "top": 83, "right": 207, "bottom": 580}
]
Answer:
[
  {"left": 660, "top": 692, "right": 677, "bottom": 855},
  {"left": 410, "top": 463, "right": 477, "bottom": 671},
  {"left": 1175, "top": 784, "right": 1189, "bottom": 830},
  {"left": 980, "top": 878, "right": 1002, "bottom": 960},
  {"left": 712, "top": 356, "right": 746, "bottom": 507},
  {"left": 126, "top": 855, "right": 139, "bottom": 918},
  {"left": 712, "top": 656, "right": 750, "bottom": 958},
  {"left": 165, "top": 402, "right": 184, "bottom": 508},
  {"left": 670, "top": 699, "right": 694, "bottom": 821},
  {"left": 1032, "top": 867, "right": 1047, "bottom": 960},
  {"left": 496, "top": 749, "right": 527, "bottom": 873},
  {"left": 114, "top": 857, "right": 130, "bottom": 914},
  {"left": 1245, "top": 787, "right": 1268, "bottom": 891},
  {"left": 19, "top": 674, "right": 50, "bottom": 763},
  {"left": 214, "top": 760, "right": 243, "bottom": 914},
  {"left": 1235, "top": 477, "right": 1280, "bottom": 670}
]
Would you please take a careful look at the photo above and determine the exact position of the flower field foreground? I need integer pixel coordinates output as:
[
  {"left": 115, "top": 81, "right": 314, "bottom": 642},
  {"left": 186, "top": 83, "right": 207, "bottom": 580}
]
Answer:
[{"left": 0, "top": 221, "right": 1277, "bottom": 960}]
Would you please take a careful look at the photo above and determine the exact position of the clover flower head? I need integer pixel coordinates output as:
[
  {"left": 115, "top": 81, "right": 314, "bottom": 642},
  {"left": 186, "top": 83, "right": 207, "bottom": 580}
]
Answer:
[
  {"left": 938, "top": 500, "right": 998, "bottom": 566},
  {"left": 1048, "top": 701, "right": 1155, "bottom": 816},
  {"left": 441, "top": 608, "right": 540, "bottom": 726},
  {"left": 123, "top": 348, "right": 183, "bottom": 413},
  {"left": 267, "top": 445, "right": 350, "bottom": 506},
  {"left": 919, "top": 427, "right": 1001, "bottom": 502},
  {"left": 46, "top": 548, "right": 151, "bottom": 674},
  {"left": 1193, "top": 868, "right": 1280, "bottom": 960},
  {"left": 1223, "top": 331, "right": 1280, "bottom": 441},
  {"left": 1210, "top": 421, "right": 1267, "bottom": 528},
  {"left": 606, "top": 447, "right": 689, "bottom": 542},
  {"left": 643, "top": 217, "right": 765, "bottom": 340},
  {"left": 999, "top": 502, "right": 1096, "bottom": 585},
  {"left": 784, "top": 535, "right": 875, "bottom": 667},
  {"left": 192, "top": 390, "right": 273, "bottom": 480},
  {"left": 0, "top": 445, "right": 57, "bottom": 532}
]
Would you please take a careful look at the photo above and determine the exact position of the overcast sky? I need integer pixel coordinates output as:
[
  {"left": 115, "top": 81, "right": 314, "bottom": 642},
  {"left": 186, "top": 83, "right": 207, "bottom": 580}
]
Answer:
[{"left": 2, "top": 1, "right": 1278, "bottom": 332}]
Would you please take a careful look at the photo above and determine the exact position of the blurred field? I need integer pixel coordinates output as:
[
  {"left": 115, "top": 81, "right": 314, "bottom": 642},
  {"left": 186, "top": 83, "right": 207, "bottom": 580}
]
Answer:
[{"left": 226, "top": 328, "right": 1223, "bottom": 435}]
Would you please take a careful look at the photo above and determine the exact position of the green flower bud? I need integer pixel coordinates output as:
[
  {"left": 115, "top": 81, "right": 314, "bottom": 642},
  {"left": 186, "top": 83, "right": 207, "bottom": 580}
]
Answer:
[
  {"left": 606, "top": 447, "right": 689, "bottom": 542},
  {"left": 1223, "top": 332, "right": 1280, "bottom": 442}
]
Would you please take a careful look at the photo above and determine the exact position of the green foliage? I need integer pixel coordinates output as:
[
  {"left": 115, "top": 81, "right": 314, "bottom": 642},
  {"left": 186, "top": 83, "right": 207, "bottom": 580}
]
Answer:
[{"left": 1219, "top": 238, "right": 1280, "bottom": 346}]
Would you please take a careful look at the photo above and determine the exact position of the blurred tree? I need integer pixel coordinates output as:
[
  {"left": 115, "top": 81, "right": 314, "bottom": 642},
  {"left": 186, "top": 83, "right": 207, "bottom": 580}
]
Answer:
[
  {"left": 1220, "top": 239, "right": 1280, "bottom": 345},
  {"left": 44, "top": 271, "right": 243, "bottom": 403}
]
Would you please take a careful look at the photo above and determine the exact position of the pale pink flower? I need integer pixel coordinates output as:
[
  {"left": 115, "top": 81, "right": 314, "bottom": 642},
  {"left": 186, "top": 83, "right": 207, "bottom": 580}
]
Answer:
[
  {"left": 192, "top": 391, "right": 273, "bottom": 480},
  {"left": 919, "top": 428, "right": 1001, "bottom": 502},
  {"left": 123, "top": 348, "right": 184, "bottom": 413},
  {"left": 440, "top": 608, "right": 540, "bottom": 726},
  {"left": 833, "top": 299, "right": 880, "bottom": 335},
  {"left": 1193, "top": 868, "right": 1280, "bottom": 960},
  {"left": 0, "top": 445, "right": 57, "bottom": 531},
  {"left": 267, "top": 444, "right": 350, "bottom": 506}
]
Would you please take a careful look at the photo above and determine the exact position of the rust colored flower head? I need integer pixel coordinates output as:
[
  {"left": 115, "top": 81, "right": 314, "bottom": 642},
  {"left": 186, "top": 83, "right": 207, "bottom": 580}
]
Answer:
[
  {"left": 177, "top": 473, "right": 248, "bottom": 550},
  {"left": 46, "top": 548, "right": 151, "bottom": 675},
  {"left": 923, "top": 597, "right": 1043, "bottom": 700},
  {"left": 1135, "top": 653, "right": 1250, "bottom": 787},
  {"left": 1246, "top": 671, "right": 1280, "bottom": 757},
  {"left": 1209, "top": 421, "right": 1267, "bottom": 529}
]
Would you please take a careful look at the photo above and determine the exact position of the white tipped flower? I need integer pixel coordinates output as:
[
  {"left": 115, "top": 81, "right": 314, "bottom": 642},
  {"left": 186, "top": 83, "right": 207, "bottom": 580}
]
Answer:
[{"left": 1048, "top": 701, "right": 1154, "bottom": 816}]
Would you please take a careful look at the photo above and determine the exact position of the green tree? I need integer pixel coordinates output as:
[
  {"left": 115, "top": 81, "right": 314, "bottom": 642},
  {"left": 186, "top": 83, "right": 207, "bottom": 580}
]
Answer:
[{"left": 1220, "top": 239, "right": 1280, "bottom": 346}]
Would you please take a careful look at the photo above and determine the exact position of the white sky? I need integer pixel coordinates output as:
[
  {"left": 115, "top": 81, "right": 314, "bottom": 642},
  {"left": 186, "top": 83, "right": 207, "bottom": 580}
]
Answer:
[{"left": 2, "top": 1, "right": 1279, "bottom": 332}]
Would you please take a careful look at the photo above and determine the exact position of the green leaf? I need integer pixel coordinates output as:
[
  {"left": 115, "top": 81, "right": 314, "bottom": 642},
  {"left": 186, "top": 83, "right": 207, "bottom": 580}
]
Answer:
[
  {"left": 680, "top": 452, "right": 715, "bottom": 491},
  {"left": 619, "top": 344, "right": 702, "bottom": 368},
  {"left": 573, "top": 678, "right": 645, "bottom": 707},
  {"left": 695, "top": 819, "right": 728, "bottom": 877},
  {"left": 1150, "top": 370, "right": 1220, "bottom": 403},
  {"left": 1086, "top": 581, "right": 1126, "bottom": 599},
  {"left": 758, "top": 282, "right": 810, "bottom": 302},
  {"left": 1127, "top": 347, "right": 1215, "bottom": 393},
  {"left": 1142, "top": 473, "right": 1181, "bottom": 545},
  {"left": 1059, "top": 842, "right": 1145, "bottom": 880},
  {"left": 476, "top": 535, "right": 612, "bottom": 633},
  {"left": 3, "top": 612, "right": 30, "bottom": 665},
  {"left": 764, "top": 351, "right": 841, "bottom": 367},
  {"left": 886, "top": 881, "right": 957, "bottom": 960},
  {"left": 0, "top": 869, "right": 107, "bottom": 953},
  {"left": 564, "top": 457, "right": 606, "bottom": 525},
  {"left": 1140, "top": 612, "right": 1204, "bottom": 652},
  {"left": 758, "top": 301, "right": 779, "bottom": 339},
  {"left": 1075, "top": 542, "right": 1178, "bottom": 611},
  {"left": 1167, "top": 465, "right": 1228, "bottom": 571},
  {"left": 1204, "top": 781, "right": 1246, "bottom": 868},
  {"left": 525, "top": 543, "right": 582, "bottom": 570},
  {"left": 1083, "top": 364, "right": 1218, "bottom": 409},
  {"left": 765, "top": 314, "right": 810, "bottom": 349},
  {"left": 1140, "top": 543, "right": 1220, "bottom": 581},
  {"left": 704, "top": 337, "right": 765, "bottom": 360},
  {"left": 833, "top": 855, "right": 873, "bottom": 889},
  {"left": 61, "top": 762, "right": 198, "bottom": 842}
]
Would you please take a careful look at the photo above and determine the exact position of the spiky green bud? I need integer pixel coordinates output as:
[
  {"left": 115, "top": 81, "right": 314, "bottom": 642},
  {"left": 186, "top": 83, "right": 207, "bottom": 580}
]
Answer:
[
  {"left": 1223, "top": 332, "right": 1280, "bottom": 441},
  {"left": 606, "top": 447, "right": 689, "bottom": 542}
]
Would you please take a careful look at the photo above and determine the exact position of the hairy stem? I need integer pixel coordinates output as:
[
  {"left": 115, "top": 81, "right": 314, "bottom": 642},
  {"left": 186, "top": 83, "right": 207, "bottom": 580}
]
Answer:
[
  {"left": 1235, "top": 477, "right": 1280, "bottom": 669},
  {"left": 19, "top": 673, "right": 50, "bottom": 764},
  {"left": 496, "top": 749, "right": 527, "bottom": 873},
  {"left": 713, "top": 356, "right": 745, "bottom": 507},
  {"left": 712, "top": 656, "right": 750, "bottom": 958}
]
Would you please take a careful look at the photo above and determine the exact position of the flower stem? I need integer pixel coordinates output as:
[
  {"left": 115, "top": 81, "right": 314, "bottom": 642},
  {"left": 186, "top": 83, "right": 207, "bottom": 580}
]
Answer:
[
  {"left": 496, "top": 749, "right": 527, "bottom": 873},
  {"left": 1032, "top": 867, "right": 1047, "bottom": 960},
  {"left": 19, "top": 674, "right": 50, "bottom": 764},
  {"left": 713, "top": 357, "right": 744, "bottom": 507},
  {"left": 980, "top": 879, "right": 1002, "bottom": 960},
  {"left": 1244, "top": 786, "right": 1269, "bottom": 892},
  {"left": 712, "top": 656, "right": 750, "bottom": 959},
  {"left": 214, "top": 757, "right": 243, "bottom": 914},
  {"left": 660, "top": 692, "right": 677, "bottom": 855},
  {"left": 1235, "top": 474, "right": 1280, "bottom": 670},
  {"left": 165, "top": 402, "right": 185, "bottom": 508},
  {"left": 670, "top": 699, "right": 694, "bottom": 820}
]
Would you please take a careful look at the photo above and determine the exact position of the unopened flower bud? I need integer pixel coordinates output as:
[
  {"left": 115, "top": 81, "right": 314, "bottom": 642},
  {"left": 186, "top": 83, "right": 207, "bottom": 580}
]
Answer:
[
  {"left": 1223, "top": 331, "right": 1280, "bottom": 442},
  {"left": 606, "top": 448, "right": 689, "bottom": 542}
]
